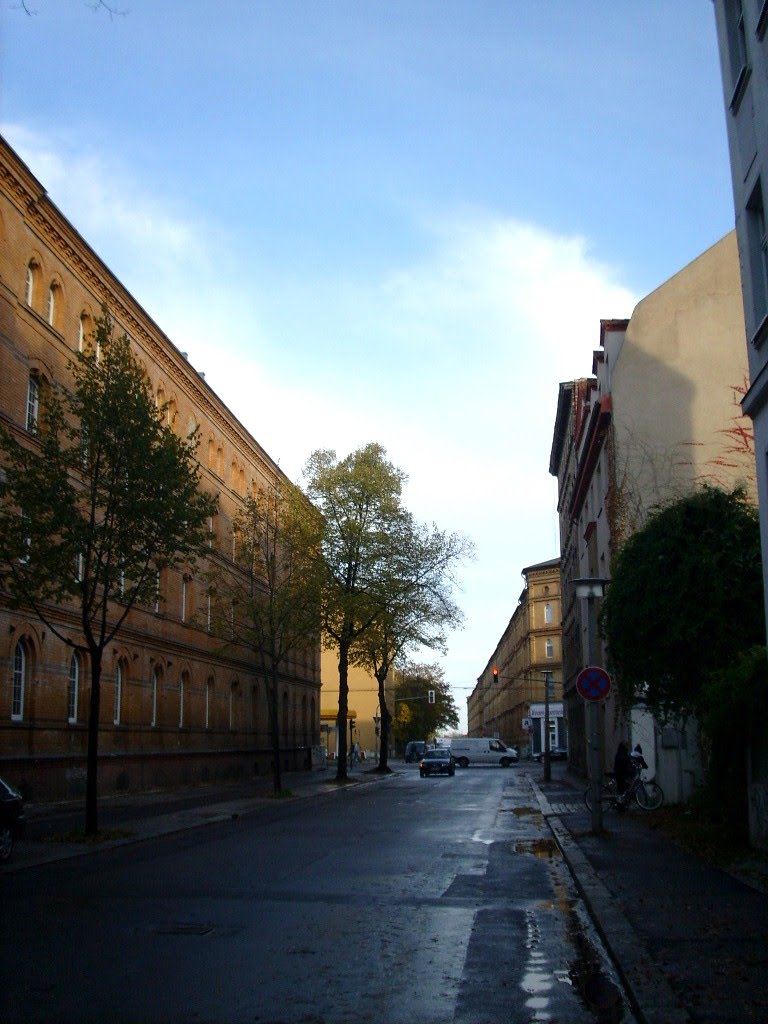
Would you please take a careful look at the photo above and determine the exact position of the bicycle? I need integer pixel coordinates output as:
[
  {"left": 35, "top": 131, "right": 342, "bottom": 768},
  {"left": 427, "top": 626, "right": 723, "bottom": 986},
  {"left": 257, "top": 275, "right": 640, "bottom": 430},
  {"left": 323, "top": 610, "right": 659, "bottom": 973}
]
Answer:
[{"left": 583, "top": 769, "right": 664, "bottom": 812}]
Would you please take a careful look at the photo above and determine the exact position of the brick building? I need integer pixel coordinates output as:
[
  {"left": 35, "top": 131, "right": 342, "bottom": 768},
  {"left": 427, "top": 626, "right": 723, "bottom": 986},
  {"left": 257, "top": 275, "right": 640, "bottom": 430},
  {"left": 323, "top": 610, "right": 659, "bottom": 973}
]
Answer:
[{"left": 0, "top": 135, "right": 320, "bottom": 800}]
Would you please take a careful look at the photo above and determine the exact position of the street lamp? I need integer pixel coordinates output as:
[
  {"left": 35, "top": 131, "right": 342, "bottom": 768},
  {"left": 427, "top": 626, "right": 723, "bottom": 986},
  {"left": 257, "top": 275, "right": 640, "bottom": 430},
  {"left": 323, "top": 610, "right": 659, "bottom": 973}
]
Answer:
[
  {"left": 542, "top": 670, "right": 554, "bottom": 783},
  {"left": 573, "top": 576, "right": 609, "bottom": 834}
]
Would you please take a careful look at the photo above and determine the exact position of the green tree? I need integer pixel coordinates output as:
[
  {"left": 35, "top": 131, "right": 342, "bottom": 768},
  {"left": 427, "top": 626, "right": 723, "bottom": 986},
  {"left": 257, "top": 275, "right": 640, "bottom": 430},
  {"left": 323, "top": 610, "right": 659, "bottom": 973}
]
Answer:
[
  {"left": 601, "top": 485, "right": 764, "bottom": 723},
  {"left": 392, "top": 661, "right": 459, "bottom": 748},
  {"left": 0, "top": 314, "right": 215, "bottom": 834},
  {"left": 349, "top": 520, "right": 470, "bottom": 772},
  {"left": 207, "top": 479, "right": 322, "bottom": 795},
  {"left": 303, "top": 443, "right": 414, "bottom": 781}
]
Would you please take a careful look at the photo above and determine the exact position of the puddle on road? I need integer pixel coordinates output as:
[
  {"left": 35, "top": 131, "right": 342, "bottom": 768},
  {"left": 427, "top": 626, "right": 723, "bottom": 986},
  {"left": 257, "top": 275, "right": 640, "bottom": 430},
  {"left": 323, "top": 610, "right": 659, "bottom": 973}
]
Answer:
[
  {"left": 514, "top": 838, "right": 560, "bottom": 859},
  {"left": 514, "top": 841, "right": 629, "bottom": 1022}
]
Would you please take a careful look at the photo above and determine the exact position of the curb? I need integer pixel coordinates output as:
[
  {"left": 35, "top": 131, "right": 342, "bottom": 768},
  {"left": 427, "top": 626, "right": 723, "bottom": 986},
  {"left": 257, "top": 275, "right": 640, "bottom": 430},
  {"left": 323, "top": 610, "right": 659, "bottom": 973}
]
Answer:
[{"left": 529, "top": 777, "right": 692, "bottom": 1024}]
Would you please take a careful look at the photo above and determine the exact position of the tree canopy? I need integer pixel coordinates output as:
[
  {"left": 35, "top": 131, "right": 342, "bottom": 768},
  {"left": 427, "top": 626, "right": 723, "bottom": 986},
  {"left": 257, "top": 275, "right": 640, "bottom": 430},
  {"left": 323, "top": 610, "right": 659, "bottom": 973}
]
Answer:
[
  {"left": 600, "top": 485, "right": 764, "bottom": 723},
  {"left": 302, "top": 443, "right": 470, "bottom": 779},
  {"left": 392, "top": 662, "right": 460, "bottom": 746},
  {"left": 207, "top": 478, "right": 321, "bottom": 793},
  {"left": 0, "top": 313, "right": 215, "bottom": 832}
]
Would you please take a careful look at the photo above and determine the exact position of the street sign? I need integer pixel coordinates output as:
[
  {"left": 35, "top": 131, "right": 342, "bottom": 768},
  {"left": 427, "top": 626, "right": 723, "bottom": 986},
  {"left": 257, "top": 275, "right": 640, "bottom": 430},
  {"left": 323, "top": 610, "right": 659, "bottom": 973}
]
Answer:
[
  {"left": 522, "top": 717, "right": 531, "bottom": 729},
  {"left": 576, "top": 665, "right": 612, "bottom": 702}
]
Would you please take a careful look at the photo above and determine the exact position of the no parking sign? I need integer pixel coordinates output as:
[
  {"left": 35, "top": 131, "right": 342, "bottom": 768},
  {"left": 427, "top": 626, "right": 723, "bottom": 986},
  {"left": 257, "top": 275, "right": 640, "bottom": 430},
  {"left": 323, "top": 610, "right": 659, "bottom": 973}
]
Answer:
[{"left": 576, "top": 665, "right": 612, "bottom": 702}]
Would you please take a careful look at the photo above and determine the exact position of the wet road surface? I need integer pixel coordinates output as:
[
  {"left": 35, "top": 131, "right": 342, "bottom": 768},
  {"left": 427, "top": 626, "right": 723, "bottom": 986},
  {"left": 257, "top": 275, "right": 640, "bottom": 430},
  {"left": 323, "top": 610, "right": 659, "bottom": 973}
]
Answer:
[{"left": 1, "top": 764, "right": 636, "bottom": 1023}]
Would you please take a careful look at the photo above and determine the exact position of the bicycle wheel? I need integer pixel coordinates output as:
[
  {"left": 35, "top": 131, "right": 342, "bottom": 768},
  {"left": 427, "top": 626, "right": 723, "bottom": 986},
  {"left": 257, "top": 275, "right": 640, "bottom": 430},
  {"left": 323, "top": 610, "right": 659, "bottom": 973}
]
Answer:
[
  {"left": 634, "top": 780, "right": 664, "bottom": 810},
  {"left": 584, "top": 786, "right": 614, "bottom": 812}
]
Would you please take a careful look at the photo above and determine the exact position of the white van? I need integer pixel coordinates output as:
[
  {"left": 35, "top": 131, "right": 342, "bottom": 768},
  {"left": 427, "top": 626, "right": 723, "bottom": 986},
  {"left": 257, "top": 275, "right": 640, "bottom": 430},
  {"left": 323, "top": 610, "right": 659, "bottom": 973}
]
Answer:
[{"left": 449, "top": 737, "right": 518, "bottom": 768}]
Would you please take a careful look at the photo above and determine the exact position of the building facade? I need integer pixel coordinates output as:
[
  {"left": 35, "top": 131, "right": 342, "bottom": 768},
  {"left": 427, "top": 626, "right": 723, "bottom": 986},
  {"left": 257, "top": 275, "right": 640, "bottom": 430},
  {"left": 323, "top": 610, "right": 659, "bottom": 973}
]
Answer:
[
  {"left": 467, "top": 558, "right": 563, "bottom": 758},
  {"left": 0, "top": 136, "right": 321, "bottom": 800},
  {"left": 550, "top": 234, "right": 751, "bottom": 799},
  {"left": 319, "top": 651, "right": 395, "bottom": 762},
  {"left": 713, "top": 0, "right": 768, "bottom": 845}
]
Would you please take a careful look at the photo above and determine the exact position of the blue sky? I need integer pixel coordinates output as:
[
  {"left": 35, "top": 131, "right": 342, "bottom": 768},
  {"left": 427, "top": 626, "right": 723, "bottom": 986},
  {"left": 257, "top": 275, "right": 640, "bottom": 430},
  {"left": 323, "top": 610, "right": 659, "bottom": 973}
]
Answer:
[{"left": 0, "top": 2, "right": 736, "bottom": 727}]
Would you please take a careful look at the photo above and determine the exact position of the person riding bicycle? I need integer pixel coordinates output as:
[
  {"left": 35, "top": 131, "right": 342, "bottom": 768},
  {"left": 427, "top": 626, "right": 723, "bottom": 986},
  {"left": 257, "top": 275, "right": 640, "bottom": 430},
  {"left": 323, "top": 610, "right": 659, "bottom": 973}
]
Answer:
[{"left": 614, "top": 741, "right": 633, "bottom": 804}]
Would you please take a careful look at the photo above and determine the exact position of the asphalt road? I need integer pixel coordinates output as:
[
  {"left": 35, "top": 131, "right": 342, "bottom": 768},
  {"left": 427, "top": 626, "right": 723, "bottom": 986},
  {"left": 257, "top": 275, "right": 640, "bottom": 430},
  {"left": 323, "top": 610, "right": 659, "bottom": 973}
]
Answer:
[{"left": 1, "top": 764, "right": 636, "bottom": 1024}]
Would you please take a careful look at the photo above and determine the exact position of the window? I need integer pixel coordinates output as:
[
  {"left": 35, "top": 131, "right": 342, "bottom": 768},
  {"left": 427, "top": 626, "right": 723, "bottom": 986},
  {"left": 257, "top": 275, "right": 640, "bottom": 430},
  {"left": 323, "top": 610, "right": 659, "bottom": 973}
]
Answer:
[
  {"left": 747, "top": 180, "right": 768, "bottom": 332},
  {"left": 181, "top": 577, "right": 188, "bottom": 622},
  {"left": 545, "top": 638, "right": 554, "bottom": 659},
  {"left": 229, "top": 681, "right": 237, "bottom": 731},
  {"left": 544, "top": 602, "right": 553, "bottom": 624},
  {"left": 46, "top": 282, "right": 61, "bottom": 329},
  {"left": 68, "top": 654, "right": 79, "bottom": 724},
  {"left": 25, "top": 260, "right": 40, "bottom": 308},
  {"left": 726, "top": 0, "right": 748, "bottom": 89},
  {"left": 12, "top": 640, "right": 28, "bottom": 721},
  {"left": 179, "top": 672, "right": 188, "bottom": 729},
  {"left": 26, "top": 374, "right": 40, "bottom": 433},
  {"left": 114, "top": 662, "right": 123, "bottom": 725},
  {"left": 151, "top": 666, "right": 160, "bottom": 727},
  {"left": 205, "top": 678, "right": 213, "bottom": 729}
]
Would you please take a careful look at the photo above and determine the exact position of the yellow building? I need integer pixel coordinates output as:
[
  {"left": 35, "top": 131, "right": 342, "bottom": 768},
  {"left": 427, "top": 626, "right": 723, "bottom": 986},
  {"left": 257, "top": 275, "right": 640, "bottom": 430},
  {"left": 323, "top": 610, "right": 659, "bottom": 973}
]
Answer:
[
  {"left": 320, "top": 650, "right": 395, "bottom": 763},
  {"left": 468, "top": 558, "right": 562, "bottom": 757}
]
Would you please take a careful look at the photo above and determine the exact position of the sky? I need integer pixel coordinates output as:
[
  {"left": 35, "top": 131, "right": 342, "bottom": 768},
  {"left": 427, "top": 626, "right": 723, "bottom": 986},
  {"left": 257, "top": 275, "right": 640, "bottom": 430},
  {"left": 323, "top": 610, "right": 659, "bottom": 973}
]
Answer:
[{"left": 0, "top": 1, "right": 736, "bottom": 729}]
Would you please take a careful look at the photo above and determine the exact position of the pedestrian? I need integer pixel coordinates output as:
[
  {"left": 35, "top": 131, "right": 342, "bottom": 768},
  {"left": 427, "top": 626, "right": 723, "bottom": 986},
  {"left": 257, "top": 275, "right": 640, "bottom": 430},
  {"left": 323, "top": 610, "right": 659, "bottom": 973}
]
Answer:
[{"left": 613, "top": 741, "right": 632, "bottom": 800}]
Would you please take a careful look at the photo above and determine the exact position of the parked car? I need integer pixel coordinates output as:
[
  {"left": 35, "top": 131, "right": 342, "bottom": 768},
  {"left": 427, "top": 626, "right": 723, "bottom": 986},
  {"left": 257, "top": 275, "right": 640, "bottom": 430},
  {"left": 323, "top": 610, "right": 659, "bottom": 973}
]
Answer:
[
  {"left": 419, "top": 748, "right": 455, "bottom": 777},
  {"left": 0, "top": 776, "right": 26, "bottom": 863},
  {"left": 534, "top": 746, "right": 568, "bottom": 762},
  {"left": 450, "top": 737, "right": 518, "bottom": 768},
  {"left": 404, "top": 740, "right": 427, "bottom": 763}
]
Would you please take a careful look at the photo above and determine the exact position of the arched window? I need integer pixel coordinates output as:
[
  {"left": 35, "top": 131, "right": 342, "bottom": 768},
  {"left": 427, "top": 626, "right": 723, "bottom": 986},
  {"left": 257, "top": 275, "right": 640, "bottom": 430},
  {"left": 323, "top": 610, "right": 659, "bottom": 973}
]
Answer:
[
  {"left": 229, "top": 681, "right": 237, "bottom": 731},
  {"left": 250, "top": 684, "right": 258, "bottom": 735},
  {"left": 179, "top": 671, "right": 189, "bottom": 729},
  {"left": 545, "top": 638, "right": 554, "bottom": 659},
  {"left": 68, "top": 653, "right": 80, "bottom": 724},
  {"left": 25, "top": 260, "right": 40, "bottom": 308},
  {"left": 47, "top": 282, "right": 62, "bottom": 329},
  {"left": 12, "top": 639, "right": 28, "bottom": 721},
  {"left": 205, "top": 677, "right": 214, "bottom": 730},
  {"left": 26, "top": 373, "right": 40, "bottom": 433},
  {"left": 207, "top": 438, "right": 215, "bottom": 470},
  {"left": 544, "top": 603, "right": 553, "bottom": 624},
  {"left": 114, "top": 662, "right": 123, "bottom": 725},
  {"left": 151, "top": 665, "right": 161, "bottom": 727}
]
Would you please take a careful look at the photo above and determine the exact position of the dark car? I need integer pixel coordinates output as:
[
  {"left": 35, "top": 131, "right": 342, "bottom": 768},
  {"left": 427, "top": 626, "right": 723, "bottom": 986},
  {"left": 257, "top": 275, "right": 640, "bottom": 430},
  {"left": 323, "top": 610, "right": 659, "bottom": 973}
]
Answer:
[
  {"left": 0, "top": 775, "right": 26, "bottom": 863},
  {"left": 405, "top": 741, "right": 427, "bottom": 763},
  {"left": 419, "top": 748, "right": 455, "bottom": 777},
  {"left": 534, "top": 746, "right": 568, "bottom": 762}
]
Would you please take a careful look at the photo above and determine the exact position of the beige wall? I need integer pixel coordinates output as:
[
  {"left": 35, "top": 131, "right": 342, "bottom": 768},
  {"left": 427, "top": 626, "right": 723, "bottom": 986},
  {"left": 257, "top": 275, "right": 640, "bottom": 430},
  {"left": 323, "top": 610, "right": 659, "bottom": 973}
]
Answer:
[{"left": 611, "top": 232, "right": 753, "bottom": 528}]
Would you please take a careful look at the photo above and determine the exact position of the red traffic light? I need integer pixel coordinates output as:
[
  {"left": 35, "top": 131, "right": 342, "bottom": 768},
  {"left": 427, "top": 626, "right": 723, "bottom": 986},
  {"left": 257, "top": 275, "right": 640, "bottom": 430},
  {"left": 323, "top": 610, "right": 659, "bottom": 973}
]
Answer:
[{"left": 492, "top": 667, "right": 499, "bottom": 682}]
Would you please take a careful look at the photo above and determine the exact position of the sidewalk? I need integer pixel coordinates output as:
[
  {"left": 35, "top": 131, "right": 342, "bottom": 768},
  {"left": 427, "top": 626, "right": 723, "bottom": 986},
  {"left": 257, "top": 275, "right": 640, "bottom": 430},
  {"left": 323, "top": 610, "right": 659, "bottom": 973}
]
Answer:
[
  {"left": 4, "top": 765, "right": 387, "bottom": 873},
  {"left": 530, "top": 768, "right": 768, "bottom": 1024}
]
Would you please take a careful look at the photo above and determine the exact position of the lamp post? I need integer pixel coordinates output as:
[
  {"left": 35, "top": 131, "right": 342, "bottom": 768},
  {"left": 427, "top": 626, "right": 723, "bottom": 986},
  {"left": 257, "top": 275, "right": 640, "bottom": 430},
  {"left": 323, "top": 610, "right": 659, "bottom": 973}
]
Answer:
[
  {"left": 573, "top": 576, "right": 609, "bottom": 834},
  {"left": 542, "top": 670, "right": 554, "bottom": 783}
]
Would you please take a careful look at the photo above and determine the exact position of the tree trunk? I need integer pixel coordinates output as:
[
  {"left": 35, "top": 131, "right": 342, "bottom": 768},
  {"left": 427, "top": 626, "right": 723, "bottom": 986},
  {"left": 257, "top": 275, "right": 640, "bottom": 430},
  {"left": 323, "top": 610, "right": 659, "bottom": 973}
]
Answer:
[
  {"left": 377, "top": 674, "right": 391, "bottom": 772},
  {"left": 336, "top": 640, "right": 349, "bottom": 781},
  {"left": 267, "top": 670, "right": 283, "bottom": 795},
  {"left": 85, "top": 649, "right": 102, "bottom": 836}
]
